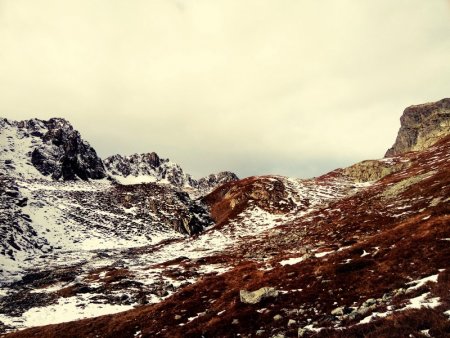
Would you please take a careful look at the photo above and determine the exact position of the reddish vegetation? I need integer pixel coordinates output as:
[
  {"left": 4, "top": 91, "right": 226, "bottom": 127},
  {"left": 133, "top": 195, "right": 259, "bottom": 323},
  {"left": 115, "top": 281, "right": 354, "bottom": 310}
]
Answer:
[
  {"left": 2, "top": 137, "right": 450, "bottom": 338},
  {"left": 203, "top": 176, "right": 294, "bottom": 227}
]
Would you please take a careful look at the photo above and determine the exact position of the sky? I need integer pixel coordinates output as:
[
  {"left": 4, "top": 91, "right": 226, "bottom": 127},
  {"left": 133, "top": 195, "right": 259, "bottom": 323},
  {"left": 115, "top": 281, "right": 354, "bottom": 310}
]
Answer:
[{"left": 0, "top": 0, "right": 449, "bottom": 179}]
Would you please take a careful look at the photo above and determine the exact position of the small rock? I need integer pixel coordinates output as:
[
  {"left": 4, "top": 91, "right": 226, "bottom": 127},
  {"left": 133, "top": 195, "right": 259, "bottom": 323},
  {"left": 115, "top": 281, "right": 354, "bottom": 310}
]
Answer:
[
  {"left": 331, "top": 306, "right": 345, "bottom": 316},
  {"left": 256, "top": 330, "right": 266, "bottom": 336},
  {"left": 356, "top": 306, "right": 370, "bottom": 316},
  {"left": 287, "top": 319, "right": 296, "bottom": 326},
  {"left": 174, "top": 315, "right": 182, "bottom": 320},
  {"left": 363, "top": 298, "right": 376, "bottom": 306},
  {"left": 273, "top": 314, "right": 283, "bottom": 321},
  {"left": 298, "top": 328, "right": 309, "bottom": 337},
  {"left": 232, "top": 319, "right": 239, "bottom": 325}
]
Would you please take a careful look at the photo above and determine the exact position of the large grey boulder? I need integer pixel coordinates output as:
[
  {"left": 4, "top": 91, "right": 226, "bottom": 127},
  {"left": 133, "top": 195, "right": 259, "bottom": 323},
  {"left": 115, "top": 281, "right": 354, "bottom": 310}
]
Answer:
[{"left": 239, "top": 287, "right": 279, "bottom": 304}]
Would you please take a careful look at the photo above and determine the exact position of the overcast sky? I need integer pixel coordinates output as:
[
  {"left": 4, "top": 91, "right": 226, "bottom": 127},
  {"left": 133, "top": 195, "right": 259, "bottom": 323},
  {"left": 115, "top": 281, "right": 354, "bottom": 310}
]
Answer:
[{"left": 1, "top": 0, "right": 449, "bottom": 178}]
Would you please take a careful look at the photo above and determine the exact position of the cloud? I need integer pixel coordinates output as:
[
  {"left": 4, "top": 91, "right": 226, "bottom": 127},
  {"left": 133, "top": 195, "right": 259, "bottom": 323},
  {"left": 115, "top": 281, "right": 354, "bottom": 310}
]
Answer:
[{"left": 0, "top": 0, "right": 449, "bottom": 178}]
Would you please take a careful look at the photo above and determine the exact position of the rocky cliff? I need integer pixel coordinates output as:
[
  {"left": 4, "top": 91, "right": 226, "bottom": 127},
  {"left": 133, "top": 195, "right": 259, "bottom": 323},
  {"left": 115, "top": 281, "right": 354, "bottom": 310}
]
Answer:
[
  {"left": 385, "top": 98, "right": 450, "bottom": 156},
  {"left": 104, "top": 153, "right": 238, "bottom": 194},
  {"left": 0, "top": 118, "right": 106, "bottom": 181}
]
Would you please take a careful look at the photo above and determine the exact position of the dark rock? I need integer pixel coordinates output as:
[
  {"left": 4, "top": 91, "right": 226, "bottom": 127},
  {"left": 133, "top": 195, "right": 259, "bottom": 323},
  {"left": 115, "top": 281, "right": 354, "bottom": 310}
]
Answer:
[
  {"left": 24, "top": 118, "right": 106, "bottom": 180},
  {"left": 386, "top": 98, "right": 450, "bottom": 156}
]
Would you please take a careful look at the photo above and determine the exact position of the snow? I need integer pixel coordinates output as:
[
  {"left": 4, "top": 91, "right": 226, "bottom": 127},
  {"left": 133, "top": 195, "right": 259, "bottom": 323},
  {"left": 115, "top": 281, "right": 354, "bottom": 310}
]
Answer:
[
  {"left": 359, "top": 311, "right": 390, "bottom": 324},
  {"left": 0, "top": 294, "right": 134, "bottom": 330},
  {"left": 197, "top": 264, "right": 230, "bottom": 275},
  {"left": 315, "top": 251, "right": 334, "bottom": 258},
  {"left": 30, "top": 283, "right": 66, "bottom": 294},
  {"left": 405, "top": 293, "right": 440, "bottom": 310},
  {"left": 111, "top": 174, "right": 158, "bottom": 185},
  {"left": 279, "top": 256, "right": 306, "bottom": 266},
  {"left": 303, "top": 324, "right": 322, "bottom": 333},
  {"left": 360, "top": 250, "right": 370, "bottom": 257},
  {"left": 406, "top": 274, "right": 439, "bottom": 290},
  {"left": 359, "top": 292, "right": 441, "bottom": 325}
]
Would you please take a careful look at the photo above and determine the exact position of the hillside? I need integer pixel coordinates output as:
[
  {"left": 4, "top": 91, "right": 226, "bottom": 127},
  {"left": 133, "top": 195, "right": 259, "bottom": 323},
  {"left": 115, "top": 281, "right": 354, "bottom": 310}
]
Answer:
[{"left": 0, "top": 99, "right": 449, "bottom": 337}]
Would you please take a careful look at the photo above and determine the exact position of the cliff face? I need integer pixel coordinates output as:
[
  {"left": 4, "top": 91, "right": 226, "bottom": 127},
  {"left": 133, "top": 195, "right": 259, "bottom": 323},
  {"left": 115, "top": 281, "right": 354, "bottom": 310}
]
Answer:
[
  {"left": 385, "top": 98, "right": 450, "bottom": 157},
  {"left": 0, "top": 118, "right": 106, "bottom": 181}
]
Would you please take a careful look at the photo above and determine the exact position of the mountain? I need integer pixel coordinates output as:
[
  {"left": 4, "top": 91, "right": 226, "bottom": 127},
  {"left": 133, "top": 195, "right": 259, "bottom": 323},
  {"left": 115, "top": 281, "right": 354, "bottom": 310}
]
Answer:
[
  {"left": 0, "top": 117, "right": 236, "bottom": 275},
  {"left": 0, "top": 99, "right": 449, "bottom": 338},
  {"left": 104, "top": 152, "right": 238, "bottom": 195},
  {"left": 0, "top": 118, "right": 106, "bottom": 181}
]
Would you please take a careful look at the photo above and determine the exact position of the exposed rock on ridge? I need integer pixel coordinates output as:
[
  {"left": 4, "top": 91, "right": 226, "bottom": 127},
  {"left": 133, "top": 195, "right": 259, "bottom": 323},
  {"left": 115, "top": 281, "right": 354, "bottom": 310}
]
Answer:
[
  {"left": 342, "top": 158, "right": 411, "bottom": 183},
  {"left": 0, "top": 118, "right": 106, "bottom": 181},
  {"left": 104, "top": 152, "right": 194, "bottom": 187},
  {"left": 104, "top": 153, "right": 238, "bottom": 193},
  {"left": 386, "top": 98, "right": 450, "bottom": 156}
]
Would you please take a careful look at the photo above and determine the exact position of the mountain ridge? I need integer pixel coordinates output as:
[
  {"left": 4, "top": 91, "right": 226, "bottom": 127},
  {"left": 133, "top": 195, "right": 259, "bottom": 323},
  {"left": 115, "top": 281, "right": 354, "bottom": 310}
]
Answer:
[{"left": 0, "top": 98, "right": 449, "bottom": 337}]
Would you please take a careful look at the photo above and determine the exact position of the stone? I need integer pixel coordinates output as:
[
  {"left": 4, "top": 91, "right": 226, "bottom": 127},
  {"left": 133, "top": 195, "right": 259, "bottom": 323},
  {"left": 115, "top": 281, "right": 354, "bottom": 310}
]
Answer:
[
  {"left": 232, "top": 319, "right": 239, "bottom": 325},
  {"left": 240, "top": 287, "right": 279, "bottom": 304},
  {"left": 287, "top": 319, "right": 296, "bottom": 326},
  {"left": 363, "top": 298, "right": 376, "bottom": 306},
  {"left": 298, "top": 328, "right": 309, "bottom": 337},
  {"left": 174, "top": 315, "right": 182, "bottom": 320},
  {"left": 331, "top": 306, "right": 345, "bottom": 316},
  {"left": 273, "top": 314, "right": 283, "bottom": 321},
  {"left": 256, "top": 330, "right": 266, "bottom": 336}
]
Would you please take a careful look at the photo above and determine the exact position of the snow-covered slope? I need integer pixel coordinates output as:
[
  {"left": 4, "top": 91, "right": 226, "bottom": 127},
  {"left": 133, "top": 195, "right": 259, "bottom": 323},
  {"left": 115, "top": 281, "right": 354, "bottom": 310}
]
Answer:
[{"left": 0, "top": 118, "right": 214, "bottom": 278}]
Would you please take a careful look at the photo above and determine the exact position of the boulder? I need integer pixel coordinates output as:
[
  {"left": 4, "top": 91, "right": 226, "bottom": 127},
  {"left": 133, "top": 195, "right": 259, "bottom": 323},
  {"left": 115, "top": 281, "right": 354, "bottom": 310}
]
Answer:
[{"left": 240, "top": 287, "right": 279, "bottom": 304}]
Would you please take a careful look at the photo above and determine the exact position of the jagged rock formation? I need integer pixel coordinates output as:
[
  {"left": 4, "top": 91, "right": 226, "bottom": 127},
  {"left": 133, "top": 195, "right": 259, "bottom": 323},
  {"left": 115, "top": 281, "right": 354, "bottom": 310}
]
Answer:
[
  {"left": 386, "top": 98, "right": 450, "bottom": 156},
  {"left": 0, "top": 118, "right": 106, "bottom": 181},
  {"left": 104, "top": 153, "right": 193, "bottom": 187},
  {"left": 104, "top": 152, "right": 238, "bottom": 194},
  {"left": 0, "top": 117, "right": 222, "bottom": 267},
  {"left": 196, "top": 171, "right": 239, "bottom": 191}
]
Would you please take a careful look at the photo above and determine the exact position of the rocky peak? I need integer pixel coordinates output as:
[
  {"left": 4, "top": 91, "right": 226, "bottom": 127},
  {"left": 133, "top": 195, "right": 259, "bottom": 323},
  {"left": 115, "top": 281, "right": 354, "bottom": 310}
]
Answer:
[
  {"left": 385, "top": 98, "right": 450, "bottom": 157},
  {"left": 104, "top": 152, "right": 188, "bottom": 187},
  {"left": 104, "top": 153, "right": 238, "bottom": 195},
  {"left": 196, "top": 171, "right": 239, "bottom": 191},
  {"left": 1, "top": 117, "right": 106, "bottom": 181}
]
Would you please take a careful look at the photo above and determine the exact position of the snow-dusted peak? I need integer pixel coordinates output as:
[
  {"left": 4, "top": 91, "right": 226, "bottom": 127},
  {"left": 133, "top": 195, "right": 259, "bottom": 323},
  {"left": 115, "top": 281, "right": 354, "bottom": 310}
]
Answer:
[
  {"left": 104, "top": 152, "right": 194, "bottom": 187},
  {"left": 0, "top": 117, "right": 106, "bottom": 181},
  {"left": 104, "top": 153, "right": 238, "bottom": 195}
]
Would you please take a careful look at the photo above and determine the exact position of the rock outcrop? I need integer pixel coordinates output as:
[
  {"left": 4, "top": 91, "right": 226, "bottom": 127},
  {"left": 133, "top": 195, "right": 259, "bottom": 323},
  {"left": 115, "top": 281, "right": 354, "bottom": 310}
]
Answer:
[
  {"left": 104, "top": 153, "right": 238, "bottom": 194},
  {"left": 0, "top": 118, "right": 106, "bottom": 181},
  {"left": 196, "top": 171, "right": 238, "bottom": 191},
  {"left": 385, "top": 98, "right": 450, "bottom": 156},
  {"left": 342, "top": 158, "right": 410, "bottom": 183}
]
